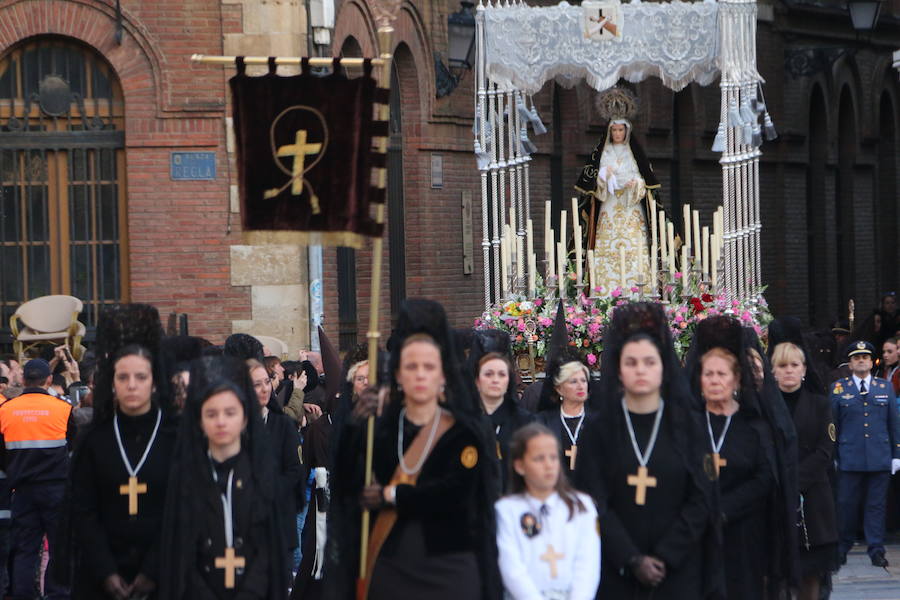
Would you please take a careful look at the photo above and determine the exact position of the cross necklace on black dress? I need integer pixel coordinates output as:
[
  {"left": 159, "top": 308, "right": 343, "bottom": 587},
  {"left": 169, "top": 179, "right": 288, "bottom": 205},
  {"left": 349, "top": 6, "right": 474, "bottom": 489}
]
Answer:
[
  {"left": 559, "top": 406, "right": 585, "bottom": 470},
  {"left": 705, "top": 410, "right": 733, "bottom": 477},
  {"left": 621, "top": 398, "right": 664, "bottom": 506},
  {"left": 210, "top": 460, "right": 245, "bottom": 589},
  {"left": 113, "top": 408, "right": 161, "bottom": 516}
]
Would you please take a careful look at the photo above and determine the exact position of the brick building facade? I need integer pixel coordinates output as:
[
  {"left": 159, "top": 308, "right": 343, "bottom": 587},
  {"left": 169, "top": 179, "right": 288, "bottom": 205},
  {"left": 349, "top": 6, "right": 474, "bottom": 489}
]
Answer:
[{"left": 0, "top": 0, "right": 897, "bottom": 355}]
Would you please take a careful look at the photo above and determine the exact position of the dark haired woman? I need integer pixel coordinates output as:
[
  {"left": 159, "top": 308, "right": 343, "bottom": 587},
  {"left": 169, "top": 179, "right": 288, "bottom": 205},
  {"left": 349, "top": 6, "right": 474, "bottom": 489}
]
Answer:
[
  {"left": 495, "top": 422, "right": 599, "bottom": 599},
  {"left": 576, "top": 303, "right": 718, "bottom": 599},
  {"left": 333, "top": 299, "right": 499, "bottom": 600},
  {"left": 68, "top": 344, "right": 177, "bottom": 598},
  {"left": 159, "top": 357, "right": 289, "bottom": 599},
  {"left": 473, "top": 346, "right": 535, "bottom": 488}
]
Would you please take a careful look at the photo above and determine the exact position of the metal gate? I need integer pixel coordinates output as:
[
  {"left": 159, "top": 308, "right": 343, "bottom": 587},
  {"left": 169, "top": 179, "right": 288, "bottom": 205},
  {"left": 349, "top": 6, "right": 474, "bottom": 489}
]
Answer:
[{"left": 0, "top": 37, "right": 128, "bottom": 328}]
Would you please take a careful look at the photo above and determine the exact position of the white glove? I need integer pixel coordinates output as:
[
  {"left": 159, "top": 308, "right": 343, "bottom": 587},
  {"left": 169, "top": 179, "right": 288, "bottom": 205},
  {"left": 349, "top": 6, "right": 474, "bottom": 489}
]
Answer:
[{"left": 892, "top": 458, "right": 900, "bottom": 475}]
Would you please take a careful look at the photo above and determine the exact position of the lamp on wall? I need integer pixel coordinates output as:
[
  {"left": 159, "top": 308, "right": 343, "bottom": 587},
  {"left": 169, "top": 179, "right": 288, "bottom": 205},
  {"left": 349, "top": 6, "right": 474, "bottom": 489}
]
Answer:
[
  {"left": 847, "top": 0, "right": 882, "bottom": 30},
  {"left": 436, "top": 2, "right": 477, "bottom": 97}
]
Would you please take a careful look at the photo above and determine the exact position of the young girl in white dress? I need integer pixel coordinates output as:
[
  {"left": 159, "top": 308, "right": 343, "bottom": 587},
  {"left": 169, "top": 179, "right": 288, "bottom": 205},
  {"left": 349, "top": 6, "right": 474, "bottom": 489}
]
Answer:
[{"left": 496, "top": 423, "right": 601, "bottom": 600}]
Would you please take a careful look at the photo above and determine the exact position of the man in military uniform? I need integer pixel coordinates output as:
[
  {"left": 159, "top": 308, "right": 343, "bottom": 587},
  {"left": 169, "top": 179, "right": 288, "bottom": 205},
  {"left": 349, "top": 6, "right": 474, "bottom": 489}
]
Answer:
[{"left": 832, "top": 341, "right": 900, "bottom": 567}]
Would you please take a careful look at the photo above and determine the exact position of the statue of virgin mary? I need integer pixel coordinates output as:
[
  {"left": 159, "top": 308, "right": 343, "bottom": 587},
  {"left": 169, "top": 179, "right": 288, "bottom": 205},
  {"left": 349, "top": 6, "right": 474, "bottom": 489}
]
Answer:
[{"left": 574, "top": 88, "right": 661, "bottom": 292}]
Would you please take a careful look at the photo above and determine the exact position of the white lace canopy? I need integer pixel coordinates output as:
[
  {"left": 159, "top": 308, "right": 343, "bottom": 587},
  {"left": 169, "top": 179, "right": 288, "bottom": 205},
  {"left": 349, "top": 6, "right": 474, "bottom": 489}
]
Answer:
[{"left": 481, "top": 0, "right": 721, "bottom": 94}]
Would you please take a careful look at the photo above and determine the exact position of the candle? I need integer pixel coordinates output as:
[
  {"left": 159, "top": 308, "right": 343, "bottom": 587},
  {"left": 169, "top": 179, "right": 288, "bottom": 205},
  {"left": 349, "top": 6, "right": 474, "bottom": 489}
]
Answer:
[
  {"left": 659, "top": 211, "right": 667, "bottom": 270},
  {"left": 529, "top": 253, "right": 537, "bottom": 297},
  {"left": 711, "top": 234, "right": 719, "bottom": 289},
  {"left": 681, "top": 244, "right": 689, "bottom": 282},
  {"left": 557, "top": 241, "right": 566, "bottom": 298},
  {"left": 500, "top": 231, "right": 508, "bottom": 297},
  {"left": 587, "top": 249, "right": 595, "bottom": 293},
  {"left": 667, "top": 222, "right": 676, "bottom": 274},
  {"left": 526, "top": 219, "right": 535, "bottom": 295},
  {"left": 619, "top": 246, "right": 626, "bottom": 290},
  {"left": 682, "top": 204, "right": 692, "bottom": 250},
  {"left": 544, "top": 201, "right": 552, "bottom": 267},
  {"left": 573, "top": 198, "right": 583, "bottom": 286},
  {"left": 547, "top": 234, "right": 556, "bottom": 280},
  {"left": 559, "top": 210, "right": 567, "bottom": 268},
  {"left": 692, "top": 210, "right": 701, "bottom": 265},
  {"left": 702, "top": 226, "right": 710, "bottom": 280}
]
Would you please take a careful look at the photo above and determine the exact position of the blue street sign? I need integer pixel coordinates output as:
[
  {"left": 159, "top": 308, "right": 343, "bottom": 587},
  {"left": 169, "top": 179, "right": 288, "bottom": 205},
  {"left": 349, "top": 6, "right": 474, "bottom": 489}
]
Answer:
[{"left": 171, "top": 152, "right": 216, "bottom": 181}]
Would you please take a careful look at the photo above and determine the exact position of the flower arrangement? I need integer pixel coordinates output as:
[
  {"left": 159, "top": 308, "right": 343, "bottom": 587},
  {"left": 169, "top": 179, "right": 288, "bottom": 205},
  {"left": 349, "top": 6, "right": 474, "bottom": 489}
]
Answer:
[{"left": 474, "top": 269, "right": 772, "bottom": 364}]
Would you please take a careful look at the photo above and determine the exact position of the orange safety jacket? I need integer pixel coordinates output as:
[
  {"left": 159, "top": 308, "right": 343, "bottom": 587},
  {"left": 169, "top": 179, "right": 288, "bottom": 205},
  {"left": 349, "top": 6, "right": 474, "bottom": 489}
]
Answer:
[{"left": 0, "top": 388, "right": 74, "bottom": 487}]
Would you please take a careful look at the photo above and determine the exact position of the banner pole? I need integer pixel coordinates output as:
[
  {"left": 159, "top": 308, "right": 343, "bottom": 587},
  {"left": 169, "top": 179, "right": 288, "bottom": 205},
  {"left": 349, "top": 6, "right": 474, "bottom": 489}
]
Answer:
[{"left": 357, "top": 24, "right": 394, "bottom": 600}]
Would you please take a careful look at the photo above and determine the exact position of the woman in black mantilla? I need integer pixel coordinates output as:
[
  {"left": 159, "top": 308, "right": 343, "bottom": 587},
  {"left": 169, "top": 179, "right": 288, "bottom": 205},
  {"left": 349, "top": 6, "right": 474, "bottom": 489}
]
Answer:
[
  {"left": 684, "top": 316, "right": 798, "bottom": 599},
  {"left": 769, "top": 317, "right": 837, "bottom": 600},
  {"left": 158, "top": 356, "right": 288, "bottom": 600},
  {"left": 575, "top": 302, "right": 720, "bottom": 599},
  {"left": 470, "top": 329, "right": 535, "bottom": 489},
  {"left": 334, "top": 299, "right": 500, "bottom": 600},
  {"left": 57, "top": 304, "right": 177, "bottom": 600}
]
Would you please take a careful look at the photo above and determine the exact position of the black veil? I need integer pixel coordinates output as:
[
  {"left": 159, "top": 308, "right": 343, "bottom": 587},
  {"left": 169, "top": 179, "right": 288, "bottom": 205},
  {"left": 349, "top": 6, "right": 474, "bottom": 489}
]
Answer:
[
  {"left": 684, "top": 315, "right": 798, "bottom": 593},
  {"left": 158, "top": 355, "right": 288, "bottom": 600}
]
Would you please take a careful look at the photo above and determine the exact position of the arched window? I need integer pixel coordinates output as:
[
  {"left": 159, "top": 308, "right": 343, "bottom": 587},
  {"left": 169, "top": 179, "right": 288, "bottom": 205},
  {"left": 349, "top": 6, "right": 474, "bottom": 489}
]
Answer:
[{"left": 0, "top": 36, "right": 128, "bottom": 327}]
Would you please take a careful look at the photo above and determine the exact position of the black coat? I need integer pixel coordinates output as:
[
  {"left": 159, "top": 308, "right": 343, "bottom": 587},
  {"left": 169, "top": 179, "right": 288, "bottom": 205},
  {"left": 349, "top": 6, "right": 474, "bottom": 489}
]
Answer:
[
  {"left": 791, "top": 389, "right": 838, "bottom": 547},
  {"left": 487, "top": 398, "right": 535, "bottom": 489},
  {"left": 263, "top": 410, "right": 306, "bottom": 549}
]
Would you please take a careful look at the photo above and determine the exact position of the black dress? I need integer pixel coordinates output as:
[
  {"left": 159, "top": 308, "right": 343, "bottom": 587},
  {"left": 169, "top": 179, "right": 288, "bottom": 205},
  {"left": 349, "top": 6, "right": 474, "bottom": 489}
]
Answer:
[
  {"left": 487, "top": 398, "right": 534, "bottom": 489},
  {"left": 70, "top": 409, "right": 176, "bottom": 598},
  {"left": 538, "top": 407, "right": 590, "bottom": 480},
  {"left": 364, "top": 415, "right": 487, "bottom": 600},
  {"left": 263, "top": 410, "right": 306, "bottom": 550},
  {"left": 577, "top": 406, "right": 709, "bottom": 599},
  {"left": 709, "top": 409, "right": 774, "bottom": 600},
  {"left": 783, "top": 388, "right": 838, "bottom": 576},
  {"left": 191, "top": 451, "right": 272, "bottom": 600}
]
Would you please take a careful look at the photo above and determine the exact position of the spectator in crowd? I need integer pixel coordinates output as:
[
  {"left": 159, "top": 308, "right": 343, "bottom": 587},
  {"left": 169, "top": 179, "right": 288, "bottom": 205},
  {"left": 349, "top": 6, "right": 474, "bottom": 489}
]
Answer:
[{"left": 878, "top": 336, "right": 899, "bottom": 395}]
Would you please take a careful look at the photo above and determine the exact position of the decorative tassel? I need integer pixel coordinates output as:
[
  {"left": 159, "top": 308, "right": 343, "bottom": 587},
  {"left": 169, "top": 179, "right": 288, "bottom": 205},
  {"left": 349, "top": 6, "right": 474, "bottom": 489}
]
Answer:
[
  {"left": 751, "top": 124, "right": 762, "bottom": 147},
  {"left": 742, "top": 123, "right": 753, "bottom": 145},
  {"left": 763, "top": 112, "right": 778, "bottom": 140},
  {"left": 711, "top": 122, "right": 726, "bottom": 152},
  {"left": 727, "top": 98, "right": 742, "bottom": 127},
  {"left": 529, "top": 105, "right": 547, "bottom": 135},
  {"left": 474, "top": 140, "right": 491, "bottom": 170},
  {"left": 519, "top": 131, "right": 537, "bottom": 155},
  {"left": 739, "top": 99, "right": 755, "bottom": 125},
  {"left": 516, "top": 96, "right": 531, "bottom": 123}
]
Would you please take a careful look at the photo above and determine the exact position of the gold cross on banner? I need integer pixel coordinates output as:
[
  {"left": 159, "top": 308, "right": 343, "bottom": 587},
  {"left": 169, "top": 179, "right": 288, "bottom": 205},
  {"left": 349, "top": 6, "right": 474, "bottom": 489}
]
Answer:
[
  {"left": 119, "top": 476, "right": 148, "bottom": 516},
  {"left": 277, "top": 129, "right": 322, "bottom": 196},
  {"left": 215, "top": 546, "right": 246, "bottom": 589},
  {"left": 540, "top": 544, "right": 565, "bottom": 579},
  {"left": 627, "top": 465, "right": 657, "bottom": 506}
]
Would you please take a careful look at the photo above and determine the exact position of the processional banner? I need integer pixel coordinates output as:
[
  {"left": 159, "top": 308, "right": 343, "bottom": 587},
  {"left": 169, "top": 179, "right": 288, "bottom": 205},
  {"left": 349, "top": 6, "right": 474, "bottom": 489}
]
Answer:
[
  {"left": 230, "top": 57, "right": 387, "bottom": 247},
  {"left": 482, "top": 0, "right": 720, "bottom": 94}
]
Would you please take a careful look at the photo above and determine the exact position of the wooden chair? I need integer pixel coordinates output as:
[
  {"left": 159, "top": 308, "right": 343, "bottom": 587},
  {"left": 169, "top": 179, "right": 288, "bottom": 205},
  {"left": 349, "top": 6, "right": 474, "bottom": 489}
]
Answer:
[
  {"left": 253, "top": 335, "right": 289, "bottom": 361},
  {"left": 11, "top": 295, "right": 86, "bottom": 362}
]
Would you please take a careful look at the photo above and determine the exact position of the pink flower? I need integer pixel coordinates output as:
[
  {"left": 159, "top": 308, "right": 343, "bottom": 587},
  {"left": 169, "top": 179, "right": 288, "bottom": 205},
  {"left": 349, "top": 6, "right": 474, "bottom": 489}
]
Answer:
[
  {"left": 611, "top": 288, "right": 622, "bottom": 298},
  {"left": 631, "top": 286, "right": 640, "bottom": 293},
  {"left": 517, "top": 320, "right": 526, "bottom": 332},
  {"left": 674, "top": 272, "right": 683, "bottom": 279},
  {"left": 492, "top": 311, "right": 501, "bottom": 317},
  {"left": 534, "top": 298, "right": 543, "bottom": 307},
  {"left": 587, "top": 353, "right": 597, "bottom": 366},
  {"left": 665, "top": 285, "right": 674, "bottom": 294},
  {"left": 741, "top": 311, "right": 753, "bottom": 322},
  {"left": 588, "top": 323, "right": 601, "bottom": 335},
  {"left": 539, "top": 317, "right": 553, "bottom": 327},
  {"left": 674, "top": 314, "right": 684, "bottom": 324},
  {"left": 572, "top": 317, "right": 585, "bottom": 326}
]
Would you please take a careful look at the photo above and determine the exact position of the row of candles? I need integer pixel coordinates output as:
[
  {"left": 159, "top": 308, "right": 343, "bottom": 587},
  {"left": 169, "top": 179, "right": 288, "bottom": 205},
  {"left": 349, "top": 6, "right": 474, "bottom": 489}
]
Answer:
[{"left": 498, "top": 197, "right": 726, "bottom": 299}]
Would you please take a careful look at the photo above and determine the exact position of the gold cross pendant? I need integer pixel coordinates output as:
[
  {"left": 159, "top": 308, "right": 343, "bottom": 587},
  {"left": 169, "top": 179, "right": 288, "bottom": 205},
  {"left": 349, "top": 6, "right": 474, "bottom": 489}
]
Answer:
[
  {"left": 626, "top": 465, "right": 657, "bottom": 506},
  {"left": 215, "top": 546, "right": 246, "bottom": 589},
  {"left": 118, "top": 476, "right": 148, "bottom": 516}
]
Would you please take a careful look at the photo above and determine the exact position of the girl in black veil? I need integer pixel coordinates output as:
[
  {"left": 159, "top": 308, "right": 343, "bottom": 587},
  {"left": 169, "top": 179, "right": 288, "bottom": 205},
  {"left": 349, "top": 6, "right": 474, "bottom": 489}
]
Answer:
[
  {"left": 56, "top": 304, "right": 178, "bottom": 599},
  {"left": 158, "top": 356, "right": 289, "bottom": 599},
  {"left": 329, "top": 298, "right": 501, "bottom": 600},
  {"left": 684, "top": 316, "right": 798, "bottom": 599},
  {"left": 575, "top": 302, "right": 722, "bottom": 599}
]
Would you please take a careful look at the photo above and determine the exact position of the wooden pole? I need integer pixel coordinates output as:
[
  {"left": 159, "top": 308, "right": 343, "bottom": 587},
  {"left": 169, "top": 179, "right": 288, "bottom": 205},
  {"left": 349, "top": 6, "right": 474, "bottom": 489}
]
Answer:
[{"left": 358, "top": 25, "right": 394, "bottom": 599}]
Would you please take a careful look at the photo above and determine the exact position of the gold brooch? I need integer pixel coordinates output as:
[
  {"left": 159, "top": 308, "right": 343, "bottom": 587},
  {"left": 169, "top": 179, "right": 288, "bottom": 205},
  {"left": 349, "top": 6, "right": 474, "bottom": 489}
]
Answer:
[{"left": 460, "top": 445, "right": 479, "bottom": 469}]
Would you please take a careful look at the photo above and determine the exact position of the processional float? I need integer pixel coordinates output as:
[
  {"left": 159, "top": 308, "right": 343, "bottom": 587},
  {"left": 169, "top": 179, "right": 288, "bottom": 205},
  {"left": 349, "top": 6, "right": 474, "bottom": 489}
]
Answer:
[{"left": 474, "top": 0, "right": 776, "bottom": 308}]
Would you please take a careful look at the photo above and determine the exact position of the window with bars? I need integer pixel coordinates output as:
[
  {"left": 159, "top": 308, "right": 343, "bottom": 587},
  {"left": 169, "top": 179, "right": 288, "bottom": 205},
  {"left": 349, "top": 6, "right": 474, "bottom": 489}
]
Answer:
[{"left": 0, "top": 36, "right": 128, "bottom": 329}]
